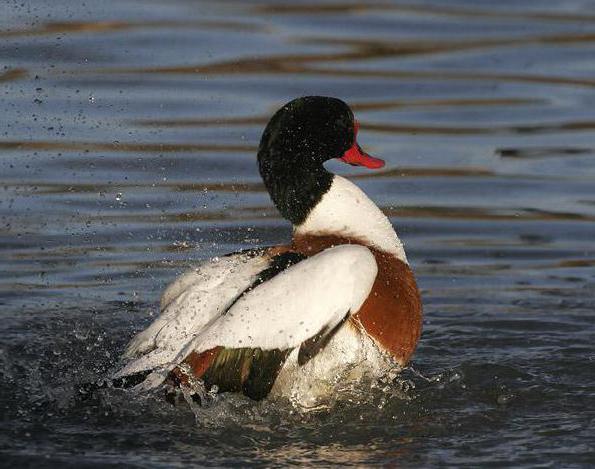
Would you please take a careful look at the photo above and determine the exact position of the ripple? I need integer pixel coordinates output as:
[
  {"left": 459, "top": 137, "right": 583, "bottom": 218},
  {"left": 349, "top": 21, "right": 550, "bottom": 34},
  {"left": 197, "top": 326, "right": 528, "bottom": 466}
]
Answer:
[
  {"left": 0, "top": 140, "right": 254, "bottom": 153},
  {"left": 255, "top": 3, "right": 595, "bottom": 24},
  {"left": 497, "top": 147, "right": 595, "bottom": 158},
  {"left": 0, "top": 19, "right": 265, "bottom": 38},
  {"left": 0, "top": 68, "right": 26, "bottom": 82}
]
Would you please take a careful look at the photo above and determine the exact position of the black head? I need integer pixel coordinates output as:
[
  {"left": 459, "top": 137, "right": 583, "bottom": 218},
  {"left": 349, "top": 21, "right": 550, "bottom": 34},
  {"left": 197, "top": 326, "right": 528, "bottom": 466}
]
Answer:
[{"left": 257, "top": 96, "right": 384, "bottom": 225}]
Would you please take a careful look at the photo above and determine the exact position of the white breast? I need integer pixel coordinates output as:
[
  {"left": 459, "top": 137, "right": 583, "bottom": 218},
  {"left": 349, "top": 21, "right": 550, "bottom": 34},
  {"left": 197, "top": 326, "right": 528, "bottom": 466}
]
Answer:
[{"left": 294, "top": 175, "right": 407, "bottom": 263}]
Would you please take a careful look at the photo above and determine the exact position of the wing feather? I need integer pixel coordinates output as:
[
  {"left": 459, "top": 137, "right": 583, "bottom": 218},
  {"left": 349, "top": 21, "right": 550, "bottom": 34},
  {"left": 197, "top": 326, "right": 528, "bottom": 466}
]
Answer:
[
  {"left": 179, "top": 244, "right": 377, "bottom": 358},
  {"left": 115, "top": 245, "right": 378, "bottom": 393},
  {"left": 115, "top": 251, "right": 270, "bottom": 377}
]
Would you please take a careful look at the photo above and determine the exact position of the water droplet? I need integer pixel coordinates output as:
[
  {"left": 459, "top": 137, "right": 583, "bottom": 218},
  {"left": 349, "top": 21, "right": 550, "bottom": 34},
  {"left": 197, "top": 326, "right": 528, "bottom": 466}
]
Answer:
[{"left": 497, "top": 394, "right": 512, "bottom": 405}]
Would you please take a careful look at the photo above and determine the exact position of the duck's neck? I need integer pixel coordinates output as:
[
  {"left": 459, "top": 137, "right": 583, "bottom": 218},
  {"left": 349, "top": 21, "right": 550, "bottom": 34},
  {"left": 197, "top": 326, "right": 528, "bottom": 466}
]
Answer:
[
  {"left": 260, "top": 156, "right": 334, "bottom": 226},
  {"left": 293, "top": 175, "right": 407, "bottom": 263}
]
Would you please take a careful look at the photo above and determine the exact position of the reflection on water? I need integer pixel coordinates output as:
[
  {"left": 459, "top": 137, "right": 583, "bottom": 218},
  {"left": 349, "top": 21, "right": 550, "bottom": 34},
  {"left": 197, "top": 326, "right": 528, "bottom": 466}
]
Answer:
[
  {"left": 1, "top": 0, "right": 594, "bottom": 466},
  {"left": 0, "top": 68, "right": 27, "bottom": 82}
]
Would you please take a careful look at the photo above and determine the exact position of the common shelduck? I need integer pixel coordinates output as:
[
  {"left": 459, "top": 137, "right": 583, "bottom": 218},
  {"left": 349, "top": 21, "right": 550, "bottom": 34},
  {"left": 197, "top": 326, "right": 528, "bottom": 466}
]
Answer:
[{"left": 113, "top": 96, "right": 423, "bottom": 408}]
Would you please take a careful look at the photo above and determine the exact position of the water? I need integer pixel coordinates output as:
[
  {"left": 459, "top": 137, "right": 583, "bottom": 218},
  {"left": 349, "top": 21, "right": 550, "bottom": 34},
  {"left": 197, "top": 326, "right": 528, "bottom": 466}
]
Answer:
[{"left": 1, "top": 0, "right": 595, "bottom": 466}]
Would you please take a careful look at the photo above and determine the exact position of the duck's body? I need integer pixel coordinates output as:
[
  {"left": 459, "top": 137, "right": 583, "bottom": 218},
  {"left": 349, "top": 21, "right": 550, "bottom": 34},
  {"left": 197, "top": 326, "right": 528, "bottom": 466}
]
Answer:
[{"left": 114, "top": 97, "right": 422, "bottom": 406}]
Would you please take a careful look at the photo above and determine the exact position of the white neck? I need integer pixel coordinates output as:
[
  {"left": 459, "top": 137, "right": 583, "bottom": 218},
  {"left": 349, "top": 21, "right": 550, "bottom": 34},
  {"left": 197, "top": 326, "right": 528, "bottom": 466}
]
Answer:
[{"left": 294, "top": 175, "right": 408, "bottom": 263}]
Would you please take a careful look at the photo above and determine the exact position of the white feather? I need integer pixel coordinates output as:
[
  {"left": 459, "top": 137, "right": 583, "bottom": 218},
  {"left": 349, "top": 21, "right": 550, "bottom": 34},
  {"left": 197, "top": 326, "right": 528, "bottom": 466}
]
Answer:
[
  {"left": 178, "top": 244, "right": 377, "bottom": 356},
  {"left": 114, "top": 251, "right": 270, "bottom": 378}
]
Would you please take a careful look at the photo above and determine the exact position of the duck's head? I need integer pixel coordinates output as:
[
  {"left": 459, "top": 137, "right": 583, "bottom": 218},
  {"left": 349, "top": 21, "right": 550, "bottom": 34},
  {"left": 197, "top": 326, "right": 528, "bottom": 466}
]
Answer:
[{"left": 258, "top": 96, "right": 384, "bottom": 225}]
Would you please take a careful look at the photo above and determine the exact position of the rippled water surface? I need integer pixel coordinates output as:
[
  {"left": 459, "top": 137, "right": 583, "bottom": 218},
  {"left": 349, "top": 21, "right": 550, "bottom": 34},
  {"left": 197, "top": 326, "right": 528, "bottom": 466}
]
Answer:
[{"left": 1, "top": 0, "right": 595, "bottom": 466}]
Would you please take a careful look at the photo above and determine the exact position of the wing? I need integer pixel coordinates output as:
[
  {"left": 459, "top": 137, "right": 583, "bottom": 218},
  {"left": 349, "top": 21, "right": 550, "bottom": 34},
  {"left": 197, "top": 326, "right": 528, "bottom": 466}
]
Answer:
[
  {"left": 114, "top": 249, "right": 271, "bottom": 378},
  {"left": 115, "top": 244, "right": 378, "bottom": 397},
  {"left": 186, "top": 245, "right": 377, "bottom": 355}
]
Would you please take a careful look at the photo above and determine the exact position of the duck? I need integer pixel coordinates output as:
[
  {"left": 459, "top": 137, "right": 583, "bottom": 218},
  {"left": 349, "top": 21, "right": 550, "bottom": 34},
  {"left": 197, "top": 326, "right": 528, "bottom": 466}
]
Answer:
[{"left": 113, "top": 96, "right": 423, "bottom": 408}]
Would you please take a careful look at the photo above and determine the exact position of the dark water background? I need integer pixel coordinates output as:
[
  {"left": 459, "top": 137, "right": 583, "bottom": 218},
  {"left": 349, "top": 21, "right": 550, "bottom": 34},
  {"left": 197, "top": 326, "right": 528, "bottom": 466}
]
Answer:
[{"left": 1, "top": 0, "right": 595, "bottom": 466}]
